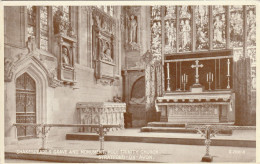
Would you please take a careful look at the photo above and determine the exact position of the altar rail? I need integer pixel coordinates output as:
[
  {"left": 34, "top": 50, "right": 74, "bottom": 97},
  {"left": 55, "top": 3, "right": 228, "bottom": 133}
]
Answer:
[
  {"left": 13, "top": 123, "right": 121, "bottom": 155},
  {"left": 185, "top": 124, "right": 256, "bottom": 162}
]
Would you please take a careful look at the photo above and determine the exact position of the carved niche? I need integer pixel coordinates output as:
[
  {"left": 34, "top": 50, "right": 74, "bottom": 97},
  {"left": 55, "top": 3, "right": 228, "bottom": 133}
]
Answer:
[
  {"left": 92, "top": 7, "right": 116, "bottom": 85},
  {"left": 53, "top": 8, "right": 77, "bottom": 85},
  {"left": 124, "top": 6, "right": 141, "bottom": 51}
]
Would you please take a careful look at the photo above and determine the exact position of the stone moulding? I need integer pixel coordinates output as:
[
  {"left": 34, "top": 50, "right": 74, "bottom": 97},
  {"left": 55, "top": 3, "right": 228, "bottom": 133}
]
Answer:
[{"left": 4, "top": 48, "right": 62, "bottom": 88}]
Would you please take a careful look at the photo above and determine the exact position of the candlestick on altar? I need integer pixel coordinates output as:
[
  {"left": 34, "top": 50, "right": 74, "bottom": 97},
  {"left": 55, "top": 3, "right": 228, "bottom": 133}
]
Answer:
[
  {"left": 227, "top": 59, "right": 231, "bottom": 89},
  {"left": 227, "top": 59, "right": 230, "bottom": 76},
  {"left": 182, "top": 73, "right": 188, "bottom": 91},
  {"left": 227, "top": 76, "right": 230, "bottom": 89},
  {"left": 207, "top": 72, "right": 213, "bottom": 90},
  {"left": 166, "top": 63, "right": 171, "bottom": 91}
]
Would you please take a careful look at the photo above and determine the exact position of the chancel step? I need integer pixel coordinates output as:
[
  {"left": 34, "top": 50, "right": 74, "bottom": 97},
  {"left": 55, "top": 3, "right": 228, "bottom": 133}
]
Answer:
[
  {"left": 141, "top": 127, "right": 232, "bottom": 135},
  {"left": 147, "top": 122, "right": 234, "bottom": 127}
]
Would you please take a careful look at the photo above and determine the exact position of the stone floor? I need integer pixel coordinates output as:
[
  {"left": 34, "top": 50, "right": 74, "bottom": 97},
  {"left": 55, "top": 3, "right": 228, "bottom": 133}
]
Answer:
[{"left": 5, "top": 128, "right": 256, "bottom": 163}]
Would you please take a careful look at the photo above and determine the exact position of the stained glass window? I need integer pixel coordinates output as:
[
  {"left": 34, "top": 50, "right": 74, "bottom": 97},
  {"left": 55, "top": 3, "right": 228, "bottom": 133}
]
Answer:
[
  {"left": 96, "top": 6, "right": 114, "bottom": 17},
  {"left": 63, "top": 6, "right": 70, "bottom": 23},
  {"left": 164, "top": 6, "right": 177, "bottom": 54},
  {"left": 179, "top": 6, "right": 192, "bottom": 52},
  {"left": 230, "top": 6, "right": 243, "bottom": 48},
  {"left": 195, "top": 6, "right": 209, "bottom": 50},
  {"left": 40, "top": 6, "right": 49, "bottom": 51},
  {"left": 151, "top": 6, "right": 162, "bottom": 60},
  {"left": 27, "top": 6, "right": 36, "bottom": 37},
  {"left": 212, "top": 6, "right": 226, "bottom": 49},
  {"left": 246, "top": 5, "right": 256, "bottom": 47}
]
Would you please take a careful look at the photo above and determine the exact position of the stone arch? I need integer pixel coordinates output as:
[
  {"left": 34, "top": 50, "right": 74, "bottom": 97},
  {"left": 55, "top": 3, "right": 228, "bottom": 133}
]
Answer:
[
  {"left": 131, "top": 76, "right": 145, "bottom": 99},
  {"left": 14, "top": 58, "right": 48, "bottom": 124},
  {"left": 5, "top": 56, "right": 50, "bottom": 144}
]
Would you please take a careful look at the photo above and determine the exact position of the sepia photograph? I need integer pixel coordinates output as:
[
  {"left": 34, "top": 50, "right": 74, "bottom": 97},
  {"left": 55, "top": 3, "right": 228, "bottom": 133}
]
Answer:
[{"left": 2, "top": 2, "right": 258, "bottom": 163}]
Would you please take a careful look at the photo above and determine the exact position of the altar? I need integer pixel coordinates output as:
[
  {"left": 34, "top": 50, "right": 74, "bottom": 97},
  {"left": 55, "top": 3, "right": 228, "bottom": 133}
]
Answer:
[
  {"left": 155, "top": 50, "right": 235, "bottom": 123},
  {"left": 77, "top": 102, "right": 126, "bottom": 132},
  {"left": 155, "top": 91, "right": 235, "bottom": 123}
]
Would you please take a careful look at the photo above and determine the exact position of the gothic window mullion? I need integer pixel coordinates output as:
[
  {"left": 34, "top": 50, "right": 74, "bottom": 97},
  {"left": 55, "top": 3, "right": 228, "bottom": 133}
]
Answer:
[
  {"left": 191, "top": 6, "right": 195, "bottom": 52},
  {"left": 35, "top": 7, "right": 41, "bottom": 49},
  {"left": 243, "top": 5, "right": 247, "bottom": 57},
  {"left": 40, "top": 6, "right": 49, "bottom": 51},
  {"left": 226, "top": 6, "right": 230, "bottom": 49},
  {"left": 176, "top": 6, "right": 180, "bottom": 53},
  {"left": 161, "top": 6, "right": 165, "bottom": 63},
  {"left": 209, "top": 6, "right": 213, "bottom": 50}
]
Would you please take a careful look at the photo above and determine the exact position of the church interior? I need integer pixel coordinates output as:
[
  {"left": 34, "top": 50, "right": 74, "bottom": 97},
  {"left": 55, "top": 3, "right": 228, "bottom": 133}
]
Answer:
[{"left": 3, "top": 4, "right": 257, "bottom": 162}]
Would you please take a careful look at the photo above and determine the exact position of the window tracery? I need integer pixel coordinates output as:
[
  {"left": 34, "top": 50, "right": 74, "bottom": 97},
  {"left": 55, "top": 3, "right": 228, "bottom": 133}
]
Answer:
[
  {"left": 27, "top": 6, "right": 36, "bottom": 38},
  {"left": 40, "top": 6, "right": 49, "bottom": 51},
  {"left": 195, "top": 6, "right": 209, "bottom": 50},
  {"left": 212, "top": 5, "right": 226, "bottom": 49}
]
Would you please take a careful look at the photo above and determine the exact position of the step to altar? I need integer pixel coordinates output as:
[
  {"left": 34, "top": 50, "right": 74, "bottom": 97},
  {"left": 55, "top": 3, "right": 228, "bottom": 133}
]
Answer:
[
  {"left": 147, "top": 122, "right": 234, "bottom": 127},
  {"left": 66, "top": 128, "right": 255, "bottom": 148},
  {"left": 141, "top": 127, "right": 232, "bottom": 134},
  {"left": 141, "top": 122, "right": 234, "bottom": 135}
]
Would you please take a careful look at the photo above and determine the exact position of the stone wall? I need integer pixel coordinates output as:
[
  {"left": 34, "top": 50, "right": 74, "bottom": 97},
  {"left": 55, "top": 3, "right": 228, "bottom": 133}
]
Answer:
[{"left": 4, "top": 6, "right": 123, "bottom": 144}]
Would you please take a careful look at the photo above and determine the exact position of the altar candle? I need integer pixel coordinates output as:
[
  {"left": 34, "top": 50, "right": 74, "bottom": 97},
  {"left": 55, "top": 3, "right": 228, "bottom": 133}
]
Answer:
[
  {"left": 167, "top": 63, "right": 170, "bottom": 78},
  {"left": 212, "top": 73, "right": 213, "bottom": 82},
  {"left": 207, "top": 73, "right": 208, "bottom": 82},
  {"left": 228, "top": 59, "right": 230, "bottom": 76}
]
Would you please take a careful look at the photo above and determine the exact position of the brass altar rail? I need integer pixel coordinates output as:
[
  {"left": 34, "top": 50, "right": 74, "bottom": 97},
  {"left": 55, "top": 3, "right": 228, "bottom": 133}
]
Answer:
[
  {"left": 185, "top": 124, "right": 256, "bottom": 162},
  {"left": 13, "top": 123, "right": 122, "bottom": 155}
]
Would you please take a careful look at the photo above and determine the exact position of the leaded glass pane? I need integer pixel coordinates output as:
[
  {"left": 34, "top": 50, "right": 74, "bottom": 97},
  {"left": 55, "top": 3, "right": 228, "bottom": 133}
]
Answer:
[
  {"left": 27, "top": 6, "right": 36, "bottom": 37},
  {"left": 179, "top": 6, "right": 192, "bottom": 52},
  {"left": 151, "top": 6, "right": 162, "bottom": 60},
  {"left": 212, "top": 6, "right": 226, "bottom": 49},
  {"left": 164, "top": 6, "right": 177, "bottom": 54},
  {"left": 40, "top": 6, "right": 48, "bottom": 51},
  {"left": 230, "top": 6, "right": 243, "bottom": 48},
  {"left": 247, "top": 5, "right": 256, "bottom": 47},
  {"left": 63, "top": 6, "right": 70, "bottom": 23},
  {"left": 151, "top": 5, "right": 161, "bottom": 21},
  {"left": 195, "top": 6, "right": 209, "bottom": 50}
]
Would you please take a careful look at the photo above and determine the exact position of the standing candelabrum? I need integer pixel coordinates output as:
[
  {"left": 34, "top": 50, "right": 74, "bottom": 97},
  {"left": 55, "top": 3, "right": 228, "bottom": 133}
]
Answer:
[
  {"left": 181, "top": 74, "right": 188, "bottom": 91},
  {"left": 207, "top": 72, "right": 213, "bottom": 90},
  {"left": 227, "top": 59, "right": 230, "bottom": 89}
]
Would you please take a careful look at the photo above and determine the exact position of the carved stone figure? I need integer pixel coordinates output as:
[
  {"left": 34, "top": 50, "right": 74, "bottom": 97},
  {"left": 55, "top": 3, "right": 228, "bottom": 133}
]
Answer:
[
  {"left": 53, "top": 9, "right": 64, "bottom": 34},
  {"left": 4, "top": 57, "right": 14, "bottom": 82},
  {"left": 27, "top": 36, "right": 36, "bottom": 53},
  {"left": 67, "top": 22, "right": 76, "bottom": 38},
  {"left": 101, "top": 42, "right": 113, "bottom": 62},
  {"left": 62, "top": 46, "right": 70, "bottom": 66},
  {"left": 95, "top": 15, "right": 101, "bottom": 28},
  {"left": 129, "top": 15, "right": 137, "bottom": 43}
]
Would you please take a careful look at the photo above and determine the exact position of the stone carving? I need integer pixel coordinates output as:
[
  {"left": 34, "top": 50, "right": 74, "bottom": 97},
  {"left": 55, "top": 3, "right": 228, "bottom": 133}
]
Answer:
[
  {"left": 129, "top": 15, "right": 137, "bottom": 43},
  {"left": 67, "top": 22, "right": 77, "bottom": 39},
  {"left": 101, "top": 42, "right": 113, "bottom": 62},
  {"left": 77, "top": 102, "right": 126, "bottom": 132},
  {"left": 53, "top": 9, "right": 65, "bottom": 35},
  {"left": 27, "top": 36, "right": 37, "bottom": 53},
  {"left": 4, "top": 57, "right": 14, "bottom": 82}
]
